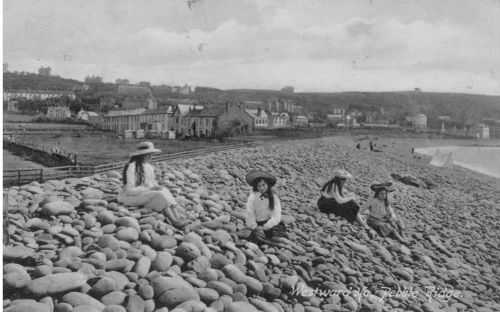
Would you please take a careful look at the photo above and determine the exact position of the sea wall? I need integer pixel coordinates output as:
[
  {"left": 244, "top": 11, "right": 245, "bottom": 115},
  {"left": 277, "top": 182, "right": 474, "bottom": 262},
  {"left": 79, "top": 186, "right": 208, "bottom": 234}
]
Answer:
[{"left": 3, "top": 139, "right": 76, "bottom": 167}]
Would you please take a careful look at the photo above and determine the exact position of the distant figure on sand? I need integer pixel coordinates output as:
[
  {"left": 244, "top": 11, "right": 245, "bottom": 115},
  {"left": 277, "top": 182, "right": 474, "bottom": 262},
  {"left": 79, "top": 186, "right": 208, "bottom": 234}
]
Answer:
[
  {"left": 242, "top": 170, "right": 286, "bottom": 239},
  {"left": 356, "top": 143, "right": 361, "bottom": 149},
  {"left": 317, "top": 170, "right": 368, "bottom": 230},
  {"left": 369, "top": 142, "right": 374, "bottom": 151},
  {"left": 359, "top": 182, "right": 407, "bottom": 243},
  {"left": 118, "top": 142, "right": 188, "bottom": 228}
]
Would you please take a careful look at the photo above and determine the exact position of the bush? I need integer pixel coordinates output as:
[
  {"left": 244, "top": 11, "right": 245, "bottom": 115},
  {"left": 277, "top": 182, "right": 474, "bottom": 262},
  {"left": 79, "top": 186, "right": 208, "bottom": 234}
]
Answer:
[{"left": 32, "top": 116, "right": 90, "bottom": 125}]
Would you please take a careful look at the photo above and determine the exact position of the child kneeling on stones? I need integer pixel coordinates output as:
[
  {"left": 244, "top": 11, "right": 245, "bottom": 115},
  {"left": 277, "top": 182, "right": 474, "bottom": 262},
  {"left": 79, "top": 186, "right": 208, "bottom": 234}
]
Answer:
[
  {"left": 358, "top": 182, "right": 407, "bottom": 243},
  {"left": 118, "top": 142, "right": 188, "bottom": 228},
  {"left": 242, "top": 170, "right": 286, "bottom": 240}
]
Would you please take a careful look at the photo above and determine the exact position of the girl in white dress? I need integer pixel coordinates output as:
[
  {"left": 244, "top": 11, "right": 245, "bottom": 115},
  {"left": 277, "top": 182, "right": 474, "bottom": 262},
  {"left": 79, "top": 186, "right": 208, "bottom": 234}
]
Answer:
[
  {"left": 117, "top": 141, "right": 188, "bottom": 228},
  {"left": 244, "top": 170, "right": 286, "bottom": 239}
]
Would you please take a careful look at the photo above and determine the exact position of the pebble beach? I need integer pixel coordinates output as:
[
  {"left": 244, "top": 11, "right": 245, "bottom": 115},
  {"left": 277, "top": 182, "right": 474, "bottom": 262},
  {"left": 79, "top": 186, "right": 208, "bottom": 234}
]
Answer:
[{"left": 3, "top": 136, "right": 500, "bottom": 312}]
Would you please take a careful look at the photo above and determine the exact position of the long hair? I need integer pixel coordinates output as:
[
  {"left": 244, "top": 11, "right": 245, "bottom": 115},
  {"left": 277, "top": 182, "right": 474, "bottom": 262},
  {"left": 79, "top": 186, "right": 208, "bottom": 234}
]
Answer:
[
  {"left": 122, "top": 155, "right": 147, "bottom": 186},
  {"left": 252, "top": 178, "right": 275, "bottom": 210},
  {"left": 373, "top": 189, "right": 390, "bottom": 207},
  {"left": 321, "top": 177, "right": 344, "bottom": 195}
]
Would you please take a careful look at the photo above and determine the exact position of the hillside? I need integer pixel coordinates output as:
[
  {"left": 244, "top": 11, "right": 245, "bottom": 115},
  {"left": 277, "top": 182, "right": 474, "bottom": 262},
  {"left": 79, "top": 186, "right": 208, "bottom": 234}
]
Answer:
[
  {"left": 4, "top": 71, "right": 500, "bottom": 122},
  {"left": 3, "top": 72, "right": 83, "bottom": 91},
  {"left": 192, "top": 89, "right": 500, "bottom": 123}
]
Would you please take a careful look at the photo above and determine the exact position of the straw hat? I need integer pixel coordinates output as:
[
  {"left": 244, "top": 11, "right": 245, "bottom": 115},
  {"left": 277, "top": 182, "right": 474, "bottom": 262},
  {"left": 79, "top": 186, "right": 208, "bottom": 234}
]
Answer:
[
  {"left": 130, "top": 141, "right": 161, "bottom": 157},
  {"left": 332, "top": 169, "right": 353, "bottom": 179},
  {"left": 370, "top": 182, "right": 395, "bottom": 192},
  {"left": 245, "top": 170, "right": 277, "bottom": 187}
]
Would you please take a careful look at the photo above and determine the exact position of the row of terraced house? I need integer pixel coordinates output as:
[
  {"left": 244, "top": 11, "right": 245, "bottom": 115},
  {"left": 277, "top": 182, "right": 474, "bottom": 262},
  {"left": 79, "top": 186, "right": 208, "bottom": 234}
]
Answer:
[
  {"left": 102, "top": 102, "right": 255, "bottom": 138},
  {"left": 101, "top": 101, "right": 311, "bottom": 138}
]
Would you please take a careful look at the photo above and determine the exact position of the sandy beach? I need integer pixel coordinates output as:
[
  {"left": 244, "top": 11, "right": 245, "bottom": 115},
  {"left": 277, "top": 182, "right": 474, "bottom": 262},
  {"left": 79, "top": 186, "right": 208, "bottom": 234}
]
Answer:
[{"left": 4, "top": 136, "right": 499, "bottom": 312}]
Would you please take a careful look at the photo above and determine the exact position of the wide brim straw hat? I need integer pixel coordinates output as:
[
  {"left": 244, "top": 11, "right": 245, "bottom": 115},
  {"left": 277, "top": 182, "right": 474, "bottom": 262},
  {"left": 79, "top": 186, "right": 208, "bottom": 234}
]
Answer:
[
  {"left": 370, "top": 182, "right": 395, "bottom": 192},
  {"left": 245, "top": 170, "right": 277, "bottom": 187},
  {"left": 332, "top": 169, "right": 353, "bottom": 179},
  {"left": 130, "top": 141, "right": 161, "bottom": 157}
]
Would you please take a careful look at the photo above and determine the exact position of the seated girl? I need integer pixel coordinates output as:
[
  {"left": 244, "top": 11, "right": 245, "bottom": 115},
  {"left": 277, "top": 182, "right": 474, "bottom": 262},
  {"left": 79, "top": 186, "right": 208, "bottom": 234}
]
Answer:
[
  {"left": 244, "top": 170, "right": 286, "bottom": 239},
  {"left": 358, "top": 182, "right": 407, "bottom": 243},
  {"left": 117, "top": 141, "right": 188, "bottom": 228},
  {"left": 317, "top": 169, "right": 367, "bottom": 226}
]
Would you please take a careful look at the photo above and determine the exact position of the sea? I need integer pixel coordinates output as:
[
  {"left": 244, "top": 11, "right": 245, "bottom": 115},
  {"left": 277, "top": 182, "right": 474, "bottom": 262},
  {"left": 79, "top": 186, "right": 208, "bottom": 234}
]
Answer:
[{"left": 414, "top": 146, "right": 500, "bottom": 179}]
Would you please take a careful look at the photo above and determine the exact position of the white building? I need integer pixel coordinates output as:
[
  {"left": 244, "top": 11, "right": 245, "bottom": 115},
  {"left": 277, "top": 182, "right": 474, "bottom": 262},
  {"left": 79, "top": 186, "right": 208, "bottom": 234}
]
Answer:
[
  {"left": 406, "top": 114, "right": 427, "bottom": 128},
  {"left": 246, "top": 109, "right": 269, "bottom": 128},
  {"left": 6, "top": 101, "right": 19, "bottom": 111},
  {"left": 4, "top": 89, "right": 76, "bottom": 101},
  {"left": 270, "top": 112, "right": 289, "bottom": 128},
  {"left": 291, "top": 115, "right": 308, "bottom": 127},
  {"left": 102, "top": 106, "right": 174, "bottom": 133},
  {"left": 180, "top": 84, "right": 191, "bottom": 95},
  {"left": 103, "top": 109, "right": 146, "bottom": 132},
  {"left": 46, "top": 106, "right": 71, "bottom": 118},
  {"left": 77, "top": 110, "right": 102, "bottom": 126},
  {"left": 471, "top": 124, "right": 489, "bottom": 139}
]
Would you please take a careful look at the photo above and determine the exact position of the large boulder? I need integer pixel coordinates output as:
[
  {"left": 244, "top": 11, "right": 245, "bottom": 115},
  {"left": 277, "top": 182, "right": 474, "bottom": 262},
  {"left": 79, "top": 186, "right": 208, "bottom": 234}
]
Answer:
[
  {"left": 26, "top": 273, "right": 88, "bottom": 296},
  {"left": 41, "top": 201, "right": 74, "bottom": 216},
  {"left": 151, "top": 276, "right": 200, "bottom": 309}
]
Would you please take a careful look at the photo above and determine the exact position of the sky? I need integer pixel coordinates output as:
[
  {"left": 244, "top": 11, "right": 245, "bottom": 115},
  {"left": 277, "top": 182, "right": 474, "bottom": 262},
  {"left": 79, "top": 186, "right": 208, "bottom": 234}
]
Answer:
[{"left": 3, "top": 0, "right": 500, "bottom": 94}]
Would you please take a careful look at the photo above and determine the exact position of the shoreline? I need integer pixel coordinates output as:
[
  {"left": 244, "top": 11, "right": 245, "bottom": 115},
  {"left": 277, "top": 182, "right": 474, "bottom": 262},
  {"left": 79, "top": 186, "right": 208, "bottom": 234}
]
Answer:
[{"left": 413, "top": 146, "right": 500, "bottom": 179}]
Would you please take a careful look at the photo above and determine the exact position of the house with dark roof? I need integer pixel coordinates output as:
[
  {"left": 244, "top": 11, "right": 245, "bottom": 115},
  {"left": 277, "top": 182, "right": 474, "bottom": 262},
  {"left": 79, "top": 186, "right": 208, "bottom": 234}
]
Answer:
[
  {"left": 77, "top": 109, "right": 103, "bottom": 126},
  {"left": 179, "top": 102, "right": 254, "bottom": 138},
  {"left": 46, "top": 106, "right": 71, "bottom": 118}
]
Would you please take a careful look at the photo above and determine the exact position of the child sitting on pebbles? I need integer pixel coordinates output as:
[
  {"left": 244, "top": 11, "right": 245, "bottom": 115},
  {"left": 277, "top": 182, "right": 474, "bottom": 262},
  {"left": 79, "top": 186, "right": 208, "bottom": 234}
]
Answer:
[
  {"left": 358, "top": 182, "right": 407, "bottom": 243},
  {"left": 241, "top": 170, "right": 286, "bottom": 240},
  {"left": 117, "top": 142, "right": 188, "bottom": 228},
  {"left": 317, "top": 169, "right": 367, "bottom": 226}
]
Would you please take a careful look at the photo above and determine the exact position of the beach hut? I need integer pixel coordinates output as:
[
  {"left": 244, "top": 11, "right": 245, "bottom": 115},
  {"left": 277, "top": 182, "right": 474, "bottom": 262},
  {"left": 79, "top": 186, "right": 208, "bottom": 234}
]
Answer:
[
  {"left": 429, "top": 150, "right": 454, "bottom": 169},
  {"left": 135, "top": 129, "right": 145, "bottom": 139}
]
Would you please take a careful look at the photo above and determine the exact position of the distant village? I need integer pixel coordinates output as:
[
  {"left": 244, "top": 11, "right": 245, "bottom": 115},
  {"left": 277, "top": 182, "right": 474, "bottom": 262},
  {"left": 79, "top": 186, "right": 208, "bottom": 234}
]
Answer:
[{"left": 3, "top": 64, "right": 493, "bottom": 140}]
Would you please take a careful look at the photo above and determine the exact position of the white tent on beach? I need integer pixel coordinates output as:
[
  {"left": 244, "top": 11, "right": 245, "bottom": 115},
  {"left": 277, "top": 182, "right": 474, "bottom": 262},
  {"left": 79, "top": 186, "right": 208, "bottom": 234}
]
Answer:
[{"left": 429, "top": 150, "right": 454, "bottom": 168}]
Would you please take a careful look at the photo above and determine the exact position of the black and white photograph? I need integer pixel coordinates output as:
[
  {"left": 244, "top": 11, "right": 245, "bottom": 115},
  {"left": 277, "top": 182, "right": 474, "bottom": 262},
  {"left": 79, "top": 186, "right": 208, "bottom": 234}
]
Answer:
[{"left": 2, "top": 1, "right": 500, "bottom": 311}]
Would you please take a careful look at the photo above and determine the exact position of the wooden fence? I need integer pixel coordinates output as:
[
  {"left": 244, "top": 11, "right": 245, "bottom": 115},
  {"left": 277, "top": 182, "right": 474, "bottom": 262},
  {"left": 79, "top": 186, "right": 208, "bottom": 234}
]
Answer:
[{"left": 3, "top": 142, "right": 254, "bottom": 187}]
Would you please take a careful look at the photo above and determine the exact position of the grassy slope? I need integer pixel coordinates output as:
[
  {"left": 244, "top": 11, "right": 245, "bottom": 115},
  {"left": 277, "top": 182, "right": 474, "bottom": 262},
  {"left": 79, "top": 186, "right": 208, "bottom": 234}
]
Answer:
[{"left": 13, "top": 132, "right": 233, "bottom": 165}]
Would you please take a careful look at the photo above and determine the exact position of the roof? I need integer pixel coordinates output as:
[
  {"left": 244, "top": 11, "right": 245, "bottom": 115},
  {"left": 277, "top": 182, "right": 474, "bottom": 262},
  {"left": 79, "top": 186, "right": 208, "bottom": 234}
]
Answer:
[
  {"left": 186, "top": 106, "right": 224, "bottom": 118},
  {"left": 245, "top": 109, "right": 268, "bottom": 118},
  {"left": 87, "top": 111, "right": 100, "bottom": 117},
  {"left": 270, "top": 112, "right": 289, "bottom": 118},
  {"left": 176, "top": 104, "right": 204, "bottom": 115},
  {"left": 327, "top": 114, "right": 343, "bottom": 118},
  {"left": 105, "top": 108, "right": 146, "bottom": 117},
  {"left": 5, "top": 89, "right": 74, "bottom": 94},
  {"left": 142, "top": 105, "right": 173, "bottom": 115},
  {"left": 47, "top": 106, "right": 70, "bottom": 111}
]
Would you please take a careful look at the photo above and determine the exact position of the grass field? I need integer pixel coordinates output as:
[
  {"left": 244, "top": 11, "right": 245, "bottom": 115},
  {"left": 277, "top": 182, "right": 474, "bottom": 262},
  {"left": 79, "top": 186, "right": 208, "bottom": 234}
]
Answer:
[
  {"left": 14, "top": 132, "right": 236, "bottom": 165},
  {"left": 4, "top": 122, "right": 93, "bottom": 130},
  {"left": 3, "top": 113, "right": 35, "bottom": 122},
  {"left": 3, "top": 150, "right": 46, "bottom": 170}
]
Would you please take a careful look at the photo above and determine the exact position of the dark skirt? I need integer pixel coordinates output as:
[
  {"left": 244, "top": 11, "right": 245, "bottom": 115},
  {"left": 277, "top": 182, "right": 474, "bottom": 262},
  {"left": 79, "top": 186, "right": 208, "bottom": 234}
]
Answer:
[
  {"left": 256, "top": 220, "right": 287, "bottom": 238},
  {"left": 317, "top": 196, "right": 360, "bottom": 223},
  {"left": 367, "top": 216, "right": 404, "bottom": 237}
]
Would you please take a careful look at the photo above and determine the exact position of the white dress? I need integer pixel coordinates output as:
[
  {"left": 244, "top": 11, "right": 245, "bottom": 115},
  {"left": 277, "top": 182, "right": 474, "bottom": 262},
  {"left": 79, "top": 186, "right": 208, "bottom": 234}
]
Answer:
[
  {"left": 117, "top": 162, "right": 177, "bottom": 211},
  {"left": 245, "top": 192, "right": 282, "bottom": 230}
]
